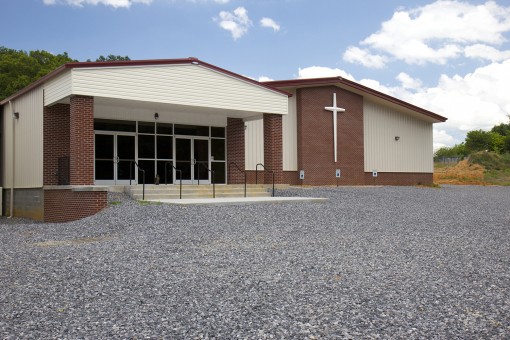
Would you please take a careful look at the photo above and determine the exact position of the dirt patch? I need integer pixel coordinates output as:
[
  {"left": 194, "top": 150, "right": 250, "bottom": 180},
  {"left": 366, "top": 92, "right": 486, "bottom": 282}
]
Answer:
[{"left": 434, "top": 160, "right": 486, "bottom": 185}]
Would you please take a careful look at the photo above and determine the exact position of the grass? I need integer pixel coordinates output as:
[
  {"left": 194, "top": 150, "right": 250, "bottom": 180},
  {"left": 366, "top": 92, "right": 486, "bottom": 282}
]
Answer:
[
  {"left": 109, "top": 201, "right": 122, "bottom": 206},
  {"left": 434, "top": 151, "right": 510, "bottom": 186}
]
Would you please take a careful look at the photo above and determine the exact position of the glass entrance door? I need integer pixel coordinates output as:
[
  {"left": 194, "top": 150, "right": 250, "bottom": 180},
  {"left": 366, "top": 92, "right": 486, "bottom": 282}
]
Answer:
[
  {"left": 175, "top": 137, "right": 210, "bottom": 184},
  {"left": 95, "top": 133, "right": 135, "bottom": 185}
]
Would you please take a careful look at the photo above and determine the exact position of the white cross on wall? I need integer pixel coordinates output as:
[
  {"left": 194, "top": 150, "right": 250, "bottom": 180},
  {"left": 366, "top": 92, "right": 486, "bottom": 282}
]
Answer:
[{"left": 324, "top": 93, "right": 345, "bottom": 163}]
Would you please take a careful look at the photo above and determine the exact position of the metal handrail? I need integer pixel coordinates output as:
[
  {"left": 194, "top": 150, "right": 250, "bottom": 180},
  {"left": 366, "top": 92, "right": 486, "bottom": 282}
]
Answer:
[
  {"left": 228, "top": 161, "right": 247, "bottom": 197},
  {"left": 129, "top": 160, "right": 145, "bottom": 200},
  {"left": 165, "top": 162, "right": 182, "bottom": 199},
  {"left": 256, "top": 163, "right": 275, "bottom": 197},
  {"left": 197, "top": 163, "right": 215, "bottom": 198}
]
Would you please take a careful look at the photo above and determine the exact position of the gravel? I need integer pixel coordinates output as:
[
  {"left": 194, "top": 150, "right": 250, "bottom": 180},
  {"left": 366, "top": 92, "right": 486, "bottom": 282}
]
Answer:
[{"left": 1, "top": 185, "right": 509, "bottom": 339}]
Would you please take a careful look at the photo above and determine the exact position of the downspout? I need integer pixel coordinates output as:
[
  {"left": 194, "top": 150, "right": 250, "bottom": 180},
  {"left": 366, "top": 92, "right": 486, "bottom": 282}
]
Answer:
[{"left": 8, "top": 100, "right": 15, "bottom": 218}]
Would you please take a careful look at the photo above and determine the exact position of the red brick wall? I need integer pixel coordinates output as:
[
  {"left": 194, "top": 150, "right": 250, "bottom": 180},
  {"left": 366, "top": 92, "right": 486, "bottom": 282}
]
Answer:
[
  {"left": 43, "top": 104, "right": 70, "bottom": 185},
  {"left": 226, "top": 118, "right": 245, "bottom": 184},
  {"left": 364, "top": 172, "right": 433, "bottom": 186},
  {"left": 70, "top": 96, "right": 94, "bottom": 185},
  {"left": 263, "top": 113, "right": 283, "bottom": 184},
  {"left": 297, "top": 86, "right": 365, "bottom": 185},
  {"left": 44, "top": 190, "right": 107, "bottom": 223}
]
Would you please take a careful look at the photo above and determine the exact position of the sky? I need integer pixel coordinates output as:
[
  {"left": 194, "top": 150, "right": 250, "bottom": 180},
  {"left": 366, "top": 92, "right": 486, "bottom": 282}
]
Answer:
[{"left": 2, "top": 0, "right": 510, "bottom": 150}]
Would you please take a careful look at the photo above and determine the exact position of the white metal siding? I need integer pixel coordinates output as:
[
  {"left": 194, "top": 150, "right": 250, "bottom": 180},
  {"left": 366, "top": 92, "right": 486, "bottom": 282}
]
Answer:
[
  {"left": 282, "top": 91, "right": 297, "bottom": 171},
  {"left": 71, "top": 65, "right": 288, "bottom": 115},
  {"left": 364, "top": 100, "right": 433, "bottom": 173},
  {"left": 245, "top": 119, "right": 264, "bottom": 170},
  {"left": 2, "top": 88, "right": 44, "bottom": 188},
  {"left": 44, "top": 71, "right": 72, "bottom": 105}
]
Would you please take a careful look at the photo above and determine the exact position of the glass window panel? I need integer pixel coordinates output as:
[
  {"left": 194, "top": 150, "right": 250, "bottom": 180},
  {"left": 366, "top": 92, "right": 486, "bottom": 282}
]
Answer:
[
  {"left": 95, "top": 134, "right": 114, "bottom": 159},
  {"left": 138, "top": 160, "right": 155, "bottom": 184},
  {"left": 174, "top": 124, "right": 209, "bottom": 136},
  {"left": 138, "top": 135, "right": 155, "bottom": 159},
  {"left": 157, "top": 123, "right": 173, "bottom": 135},
  {"left": 212, "top": 162, "right": 226, "bottom": 184},
  {"left": 176, "top": 138, "right": 191, "bottom": 161},
  {"left": 138, "top": 121, "right": 155, "bottom": 134},
  {"left": 117, "top": 135, "right": 135, "bottom": 160},
  {"left": 157, "top": 161, "right": 173, "bottom": 184},
  {"left": 157, "top": 136, "right": 173, "bottom": 159},
  {"left": 95, "top": 160, "right": 114, "bottom": 180},
  {"left": 211, "top": 127, "right": 225, "bottom": 138},
  {"left": 94, "top": 119, "right": 136, "bottom": 132},
  {"left": 211, "top": 139, "right": 225, "bottom": 161},
  {"left": 117, "top": 160, "right": 135, "bottom": 180}
]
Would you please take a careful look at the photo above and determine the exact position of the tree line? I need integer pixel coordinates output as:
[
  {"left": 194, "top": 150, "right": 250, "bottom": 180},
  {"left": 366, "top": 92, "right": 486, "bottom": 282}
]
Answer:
[
  {"left": 0, "top": 46, "right": 130, "bottom": 100},
  {"left": 435, "top": 118, "right": 510, "bottom": 159}
]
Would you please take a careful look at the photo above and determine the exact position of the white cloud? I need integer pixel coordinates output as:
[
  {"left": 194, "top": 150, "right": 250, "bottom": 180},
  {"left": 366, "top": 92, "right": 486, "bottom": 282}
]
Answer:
[
  {"left": 260, "top": 17, "right": 280, "bottom": 32},
  {"left": 345, "top": 0, "right": 510, "bottom": 66},
  {"left": 343, "top": 46, "right": 388, "bottom": 69},
  {"left": 297, "top": 66, "right": 355, "bottom": 81},
  {"left": 258, "top": 76, "right": 274, "bottom": 82},
  {"left": 464, "top": 44, "right": 510, "bottom": 62},
  {"left": 396, "top": 72, "right": 422, "bottom": 90},
  {"left": 43, "top": 0, "right": 151, "bottom": 7},
  {"left": 215, "top": 7, "right": 252, "bottom": 40}
]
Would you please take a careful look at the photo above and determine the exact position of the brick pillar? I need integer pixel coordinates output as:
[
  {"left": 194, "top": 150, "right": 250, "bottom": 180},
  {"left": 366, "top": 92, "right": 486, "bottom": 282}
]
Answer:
[
  {"left": 226, "top": 118, "right": 245, "bottom": 184},
  {"left": 43, "top": 104, "right": 70, "bottom": 185},
  {"left": 70, "top": 95, "right": 94, "bottom": 185},
  {"left": 263, "top": 113, "right": 283, "bottom": 184}
]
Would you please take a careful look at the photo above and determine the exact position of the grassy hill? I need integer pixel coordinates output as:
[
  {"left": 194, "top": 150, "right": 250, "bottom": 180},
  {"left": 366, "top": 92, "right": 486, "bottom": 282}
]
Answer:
[{"left": 434, "top": 151, "right": 510, "bottom": 185}]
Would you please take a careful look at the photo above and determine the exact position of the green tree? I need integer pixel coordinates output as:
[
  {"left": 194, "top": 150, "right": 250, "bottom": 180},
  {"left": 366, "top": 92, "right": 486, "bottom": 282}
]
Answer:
[
  {"left": 0, "top": 46, "right": 75, "bottom": 100},
  {"left": 94, "top": 55, "right": 131, "bottom": 62},
  {"left": 434, "top": 143, "right": 468, "bottom": 159},
  {"left": 465, "top": 129, "right": 505, "bottom": 154}
]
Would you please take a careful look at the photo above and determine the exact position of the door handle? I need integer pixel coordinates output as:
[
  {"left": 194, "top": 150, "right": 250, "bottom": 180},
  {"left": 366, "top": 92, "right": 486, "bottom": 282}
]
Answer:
[{"left": 193, "top": 158, "right": 197, "bottom": 165}]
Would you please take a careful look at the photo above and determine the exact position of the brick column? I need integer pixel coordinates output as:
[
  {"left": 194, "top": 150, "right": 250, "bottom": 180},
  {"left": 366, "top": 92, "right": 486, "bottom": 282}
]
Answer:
[
  {"left": 226, "top": 118, "right": 245, "bottom": 184},
  {"left": 43, "top": 104, "right": 70, "bottom": 185},
  {"left": 70, "top": 95, "right": 94, "bottom": 185},
  {"left": 263, "top": 113, "right": 283, "bottom": 184}
]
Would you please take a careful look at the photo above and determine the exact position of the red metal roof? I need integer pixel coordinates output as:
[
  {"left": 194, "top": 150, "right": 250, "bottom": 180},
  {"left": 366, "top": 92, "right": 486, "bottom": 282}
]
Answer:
[{"left": 263, "top": 77, "right": 447, "bottom": 122}]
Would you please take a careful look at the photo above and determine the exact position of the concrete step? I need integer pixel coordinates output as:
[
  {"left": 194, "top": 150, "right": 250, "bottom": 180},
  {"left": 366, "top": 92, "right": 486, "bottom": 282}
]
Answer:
[
  {"left": 131, "top": 191, "right": 272, "bottom": 200},
  {"left": 125, "top": 184, "right": 275, "bottom": 200}
]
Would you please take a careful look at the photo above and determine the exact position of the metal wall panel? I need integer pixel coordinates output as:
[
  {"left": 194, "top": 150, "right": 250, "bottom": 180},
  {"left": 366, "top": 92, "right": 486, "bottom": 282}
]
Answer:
[
  {"left": 244, "top": 119, "right": 264, "bottom": 170},
  {"left": 282, "top": 90, "right": 297, "bottom": 171},
  {"left": 364, "top": 100, "right": 433, "bottom": 173},
  {"left": 2, "top": 88, "right": 44, "bottom": 188},
  {"left": 72, "top": 65, "right": 288, "bottom": 115}
]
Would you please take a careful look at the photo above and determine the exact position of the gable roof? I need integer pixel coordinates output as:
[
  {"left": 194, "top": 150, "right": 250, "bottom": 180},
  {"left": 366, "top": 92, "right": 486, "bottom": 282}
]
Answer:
[
  {"left": 0, "top": 58, "right": 291, "bottom": 105},
  {"left": 263, "top": 77, "right": 447, "bottom": 123}
]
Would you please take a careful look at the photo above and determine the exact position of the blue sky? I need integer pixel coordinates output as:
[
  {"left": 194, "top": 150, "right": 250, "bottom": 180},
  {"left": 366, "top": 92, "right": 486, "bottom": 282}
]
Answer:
[{"left": 2, "top": 0, "right": 510, "bottom": 149}]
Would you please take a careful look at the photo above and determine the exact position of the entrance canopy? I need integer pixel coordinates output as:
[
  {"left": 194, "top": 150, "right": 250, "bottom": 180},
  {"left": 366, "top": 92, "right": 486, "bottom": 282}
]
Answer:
[{"left": 41, "top": 58, "right": 290, "bottom": 117}]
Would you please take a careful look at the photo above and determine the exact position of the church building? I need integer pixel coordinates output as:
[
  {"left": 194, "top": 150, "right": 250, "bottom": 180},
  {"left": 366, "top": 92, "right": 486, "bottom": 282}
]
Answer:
[{"left": 0, "top": 58, "right": 447, "bottom": 221}]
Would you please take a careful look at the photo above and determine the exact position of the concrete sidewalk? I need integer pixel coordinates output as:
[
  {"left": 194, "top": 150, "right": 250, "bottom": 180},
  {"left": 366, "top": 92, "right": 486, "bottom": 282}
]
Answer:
[{"left": 147, "top": 196, "right": 327, "bottom": 205}]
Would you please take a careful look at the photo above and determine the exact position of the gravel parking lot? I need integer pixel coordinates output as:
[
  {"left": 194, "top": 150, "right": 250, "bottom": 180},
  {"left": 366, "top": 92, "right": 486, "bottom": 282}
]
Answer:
[{"left": 1, "top": 185, "right": 509, "bottom": 339}]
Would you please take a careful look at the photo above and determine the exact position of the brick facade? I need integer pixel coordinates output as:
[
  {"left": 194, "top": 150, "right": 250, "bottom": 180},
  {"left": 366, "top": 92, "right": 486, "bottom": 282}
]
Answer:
[
  {"left": 297, "top": 86, "right": 365, "bottom": 185},
  {"left": 70, "top": 95, "right": 94, "bottom": 185},
  {"left": 44, "top": 190, "right": 107, "bottom": 223},
  {"left": 263, "top": 113, "right": 283, "bottom": 184},
  {"left": 226, "top": 118, "right": 245, "bottom": 184},
  {"left": 43, "top": 104, "right": 70, "bottom": 185},
  {"left": 41, "top": 96, "right": 108, "bottom": 223},
  {"left": 364, "top": 172, "right": 433, "bottom": 186}
]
